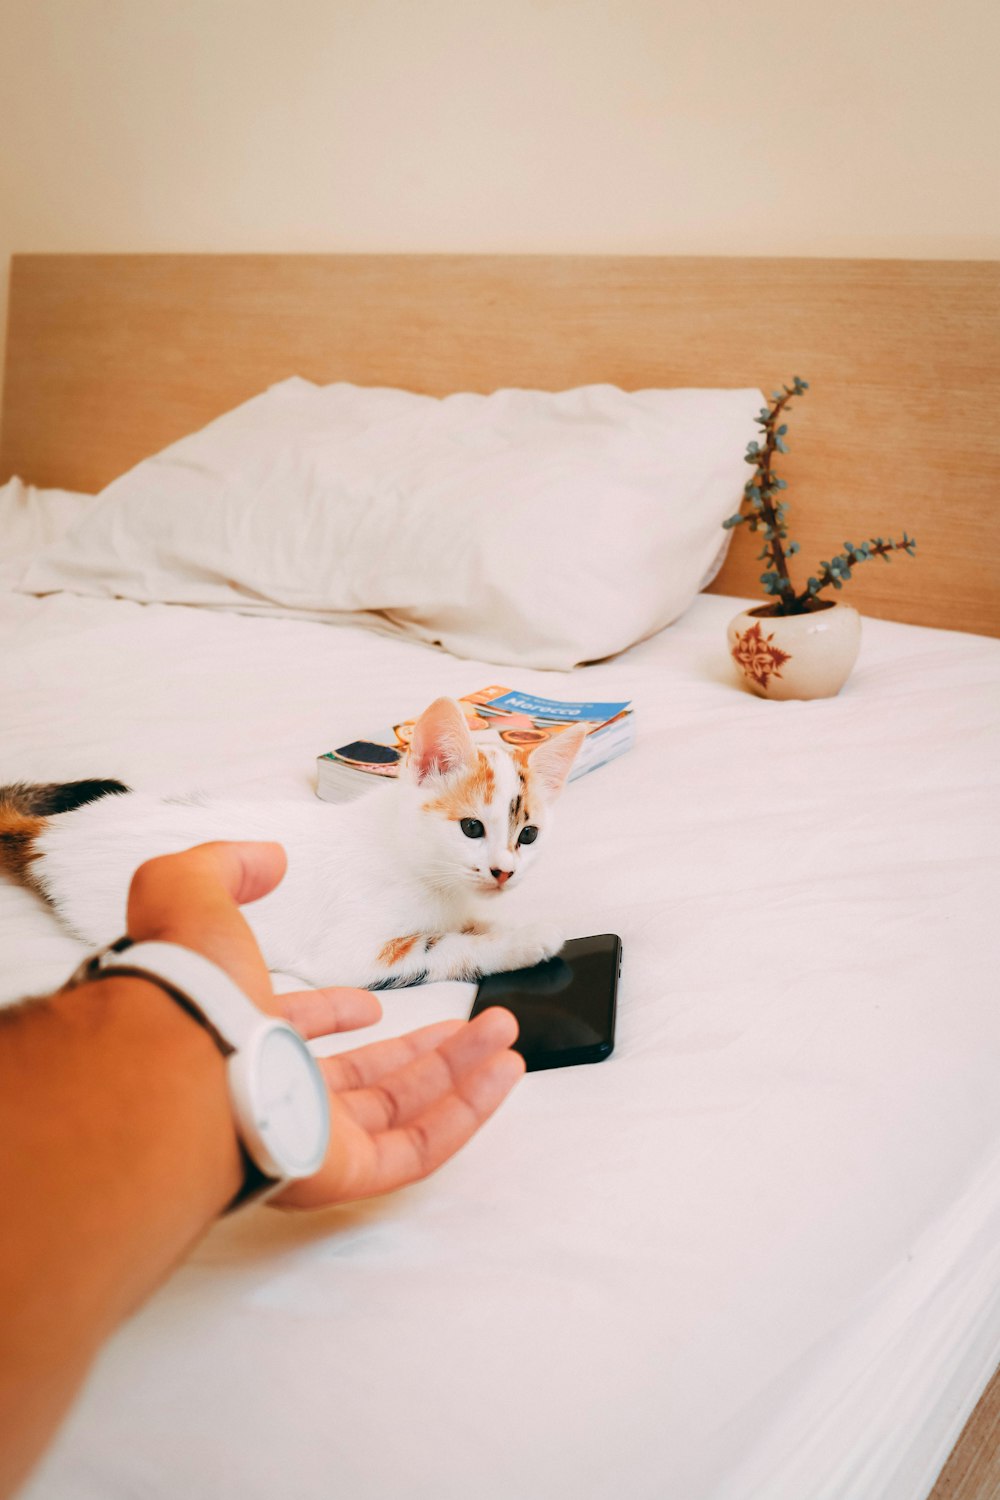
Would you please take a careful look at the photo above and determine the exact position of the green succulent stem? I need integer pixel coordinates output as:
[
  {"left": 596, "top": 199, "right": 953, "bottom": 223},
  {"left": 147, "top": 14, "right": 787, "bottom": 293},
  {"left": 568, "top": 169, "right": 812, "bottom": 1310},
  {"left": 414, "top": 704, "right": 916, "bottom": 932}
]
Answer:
[
  {"left": 752, "top": 390, "right": 796, "bottom": 608},
  {"left": 799, "top": 537, "right": 917, "bottom": 607},
  {"left": 725, "top": 378, "right": 916, "bottom": 615}
]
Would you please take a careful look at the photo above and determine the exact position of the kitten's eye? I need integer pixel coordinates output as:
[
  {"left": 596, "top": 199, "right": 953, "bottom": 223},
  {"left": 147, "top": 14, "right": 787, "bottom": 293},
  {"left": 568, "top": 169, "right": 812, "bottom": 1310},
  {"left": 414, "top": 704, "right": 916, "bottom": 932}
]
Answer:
[
  {"left": 460, "top": 818, "right": 485, "bottom": 839},
  {"left": 517, "top": 825, "right": 539, "bottom": 846}
]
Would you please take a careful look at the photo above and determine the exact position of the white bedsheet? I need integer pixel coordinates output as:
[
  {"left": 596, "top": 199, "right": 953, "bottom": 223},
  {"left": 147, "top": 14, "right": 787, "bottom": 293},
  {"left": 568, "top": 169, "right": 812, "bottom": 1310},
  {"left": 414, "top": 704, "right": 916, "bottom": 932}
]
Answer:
[{"left": 3, "top": 515, "right": 999, "bottom": 1499}]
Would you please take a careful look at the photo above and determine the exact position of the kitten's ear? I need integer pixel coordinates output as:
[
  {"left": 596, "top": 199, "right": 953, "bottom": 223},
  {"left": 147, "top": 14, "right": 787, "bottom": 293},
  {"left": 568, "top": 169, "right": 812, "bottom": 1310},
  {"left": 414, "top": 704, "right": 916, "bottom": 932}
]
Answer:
[
  {"left": 526, "top": 724, "right": 588, "bottom": 800},
  {"left": 407, "top": 698, "right": 477, "bottom": 784}
]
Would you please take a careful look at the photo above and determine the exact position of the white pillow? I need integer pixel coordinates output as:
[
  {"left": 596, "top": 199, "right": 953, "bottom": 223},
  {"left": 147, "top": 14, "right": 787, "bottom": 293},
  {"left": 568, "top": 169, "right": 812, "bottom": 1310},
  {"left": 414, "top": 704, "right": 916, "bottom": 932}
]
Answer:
[{"left": 18, "top": 378, "right": 761, "bottom": 670}]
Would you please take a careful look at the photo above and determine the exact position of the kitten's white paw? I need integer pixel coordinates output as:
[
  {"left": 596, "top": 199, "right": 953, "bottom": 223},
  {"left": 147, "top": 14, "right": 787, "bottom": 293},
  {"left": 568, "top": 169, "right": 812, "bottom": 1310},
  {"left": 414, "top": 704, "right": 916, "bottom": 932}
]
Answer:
[{"left": 507, "top": 921, "right": 565, "bottom": 970}]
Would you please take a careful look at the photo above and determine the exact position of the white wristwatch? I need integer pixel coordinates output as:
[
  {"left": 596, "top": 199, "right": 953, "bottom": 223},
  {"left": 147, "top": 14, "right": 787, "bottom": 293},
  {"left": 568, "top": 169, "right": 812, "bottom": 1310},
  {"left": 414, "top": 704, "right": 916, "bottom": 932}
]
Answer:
[{"left": 69, "top": 937, "right": 331, "bottom": 1209}]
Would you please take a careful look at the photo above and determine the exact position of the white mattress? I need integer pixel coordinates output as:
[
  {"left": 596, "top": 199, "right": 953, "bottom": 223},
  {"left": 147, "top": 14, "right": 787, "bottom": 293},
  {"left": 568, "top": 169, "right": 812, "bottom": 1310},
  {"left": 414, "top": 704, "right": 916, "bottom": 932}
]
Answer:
[{"left": 3, "top": 481, "right": 1000, "bottom": 1500}]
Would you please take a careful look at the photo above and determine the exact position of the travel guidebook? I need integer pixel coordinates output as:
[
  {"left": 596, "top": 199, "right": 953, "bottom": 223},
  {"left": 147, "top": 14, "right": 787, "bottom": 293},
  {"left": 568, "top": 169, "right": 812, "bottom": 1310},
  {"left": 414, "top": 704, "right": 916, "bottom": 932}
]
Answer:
[{"left": 316, "top": 685, "right": 635, "bottom": 802}]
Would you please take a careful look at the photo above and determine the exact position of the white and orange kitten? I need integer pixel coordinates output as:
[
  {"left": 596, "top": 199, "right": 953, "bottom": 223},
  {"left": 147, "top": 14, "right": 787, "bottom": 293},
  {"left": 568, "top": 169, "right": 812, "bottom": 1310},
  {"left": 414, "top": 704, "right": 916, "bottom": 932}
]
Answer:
[{"left": 0, "top": 697, "right": 585, "bottom": 990}]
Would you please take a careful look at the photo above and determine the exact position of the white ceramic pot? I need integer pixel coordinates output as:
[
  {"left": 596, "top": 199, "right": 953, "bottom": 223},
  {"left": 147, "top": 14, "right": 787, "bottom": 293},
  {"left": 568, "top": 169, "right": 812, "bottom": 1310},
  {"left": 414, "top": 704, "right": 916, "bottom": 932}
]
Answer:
[{"left": 727, "top": 600, "right": 861, "bottom": 701}]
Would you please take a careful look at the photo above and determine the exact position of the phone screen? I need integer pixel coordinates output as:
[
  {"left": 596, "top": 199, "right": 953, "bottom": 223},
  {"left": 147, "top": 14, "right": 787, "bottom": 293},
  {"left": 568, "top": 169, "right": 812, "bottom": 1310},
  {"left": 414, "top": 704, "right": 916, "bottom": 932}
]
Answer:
[{"left": 470, "top": 934, "right": 621, "bottom": 1072}]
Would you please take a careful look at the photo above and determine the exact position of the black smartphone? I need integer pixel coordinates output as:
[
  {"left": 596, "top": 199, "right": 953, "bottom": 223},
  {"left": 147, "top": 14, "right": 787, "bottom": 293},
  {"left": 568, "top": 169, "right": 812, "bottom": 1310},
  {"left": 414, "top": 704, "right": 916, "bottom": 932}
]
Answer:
[{"left": 470, "top": 934, "right": 621, "bottom": 1072}]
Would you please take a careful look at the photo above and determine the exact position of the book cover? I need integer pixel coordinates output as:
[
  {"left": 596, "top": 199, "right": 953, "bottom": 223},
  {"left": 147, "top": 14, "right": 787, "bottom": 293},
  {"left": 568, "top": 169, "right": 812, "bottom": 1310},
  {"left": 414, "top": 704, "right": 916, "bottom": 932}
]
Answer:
[{"left": 316, "top": 684, "right": 634, "bottom": 801}]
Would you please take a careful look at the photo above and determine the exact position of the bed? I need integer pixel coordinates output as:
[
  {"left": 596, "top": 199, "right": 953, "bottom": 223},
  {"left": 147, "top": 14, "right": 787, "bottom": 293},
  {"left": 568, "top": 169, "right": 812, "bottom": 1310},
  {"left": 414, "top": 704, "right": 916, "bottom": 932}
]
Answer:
[{"left": 1, "top": 254, "right": 999, "bottom": 1500}]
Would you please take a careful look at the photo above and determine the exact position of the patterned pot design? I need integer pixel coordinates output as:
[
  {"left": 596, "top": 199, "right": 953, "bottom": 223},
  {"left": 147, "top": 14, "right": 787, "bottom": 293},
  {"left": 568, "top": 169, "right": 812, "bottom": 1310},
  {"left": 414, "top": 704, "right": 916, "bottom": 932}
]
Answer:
[{"left": 727, "top": 601, "right": 861, "bottom": 701}]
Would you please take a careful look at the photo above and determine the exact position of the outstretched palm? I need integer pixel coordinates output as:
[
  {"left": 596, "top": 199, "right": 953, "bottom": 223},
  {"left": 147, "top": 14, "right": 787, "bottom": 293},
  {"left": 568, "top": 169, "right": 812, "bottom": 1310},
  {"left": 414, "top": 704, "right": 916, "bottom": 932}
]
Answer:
[{"left": 126, "top": 839, "right": 524, "bottom": 1210}]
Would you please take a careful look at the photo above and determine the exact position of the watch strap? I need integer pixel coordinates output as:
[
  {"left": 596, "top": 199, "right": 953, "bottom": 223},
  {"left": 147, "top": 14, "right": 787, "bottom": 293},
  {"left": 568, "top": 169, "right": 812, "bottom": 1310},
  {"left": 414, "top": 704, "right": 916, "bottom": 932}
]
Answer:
[
  {"left": 229, "top": 1148, "right": 286, "bottom": 1214},
  {"left": 81, "top": 938, "right": 265, "bottom": 1053},
  {"left": 67, "top": 935, "right": 330, "bottom": 1210},
  {"left": 69, "top": 937, "right": 287, "bottom": 1210}
]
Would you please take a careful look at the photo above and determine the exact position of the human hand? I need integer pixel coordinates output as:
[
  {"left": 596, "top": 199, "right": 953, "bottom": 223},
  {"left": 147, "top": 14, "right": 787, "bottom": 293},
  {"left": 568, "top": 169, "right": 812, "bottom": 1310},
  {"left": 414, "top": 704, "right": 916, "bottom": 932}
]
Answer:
[
  {"left": 126, "top": 838, "right": 381, "bottom": 1034},
  {"left": 125, "top": 841, "right": 525, "bottom": 1208}
]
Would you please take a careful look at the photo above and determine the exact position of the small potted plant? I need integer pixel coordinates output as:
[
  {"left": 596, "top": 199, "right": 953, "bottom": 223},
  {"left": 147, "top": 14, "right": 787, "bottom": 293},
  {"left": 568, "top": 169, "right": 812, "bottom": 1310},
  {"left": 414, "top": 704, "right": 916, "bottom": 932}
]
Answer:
[{"left": 724, "top": 377, "right": 916, "bottom": 700}]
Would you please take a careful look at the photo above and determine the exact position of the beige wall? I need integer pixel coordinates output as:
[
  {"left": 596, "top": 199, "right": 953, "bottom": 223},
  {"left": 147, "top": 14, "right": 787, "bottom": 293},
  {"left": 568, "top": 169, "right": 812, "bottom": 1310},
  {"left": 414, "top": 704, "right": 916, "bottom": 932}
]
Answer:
[{"left": 2, "top": 0, "right": 998, "bottom": 405}]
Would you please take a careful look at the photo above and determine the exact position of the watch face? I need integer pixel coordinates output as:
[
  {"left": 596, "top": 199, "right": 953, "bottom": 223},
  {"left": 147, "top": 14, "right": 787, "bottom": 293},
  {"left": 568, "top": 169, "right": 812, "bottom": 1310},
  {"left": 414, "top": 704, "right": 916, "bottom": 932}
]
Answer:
[{"left": 255, "top": 1027, "right": 330, "bottom": 1177}]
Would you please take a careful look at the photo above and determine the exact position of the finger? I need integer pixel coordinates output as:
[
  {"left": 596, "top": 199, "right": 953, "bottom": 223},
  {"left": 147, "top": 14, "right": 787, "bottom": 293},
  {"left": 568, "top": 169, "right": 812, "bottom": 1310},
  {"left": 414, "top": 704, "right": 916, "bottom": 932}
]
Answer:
[
  {"left": 277, "top": 986, "right": 383, "bottom": 1039},
  {"left": 374, "top": 1044, "right": 527, "bottom": 1194},
  {"left": 277, "top": 1047, "right": 525, "bottom": 1209},
  {"left": 205, "top": 840, "right": 288, "bottom": 906},
  {"left": 319, "top": 1007, "right": 517, "bottom": 1098},
  {"left": 350, "top": 1047, "right": 526, "bottom": 1197},
  {"left": 127, "top": 841, "right": 287, "bottom": 925},
  {"left": 126, "top": 841, "right": 287, "bottom": 1010},
  {"left": 318, "top": 1019, "right": 466, "bottom": 1099},
  {"left": 327, "top": 1008, "right": 520, "bottom": 1134}
]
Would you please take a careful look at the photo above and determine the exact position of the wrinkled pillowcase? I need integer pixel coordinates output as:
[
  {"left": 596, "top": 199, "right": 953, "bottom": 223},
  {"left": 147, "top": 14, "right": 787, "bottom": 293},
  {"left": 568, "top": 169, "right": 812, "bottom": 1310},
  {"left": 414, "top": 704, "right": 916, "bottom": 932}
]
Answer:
[{"left": 18, "top": 379, "right": 761, "bottom": 670}]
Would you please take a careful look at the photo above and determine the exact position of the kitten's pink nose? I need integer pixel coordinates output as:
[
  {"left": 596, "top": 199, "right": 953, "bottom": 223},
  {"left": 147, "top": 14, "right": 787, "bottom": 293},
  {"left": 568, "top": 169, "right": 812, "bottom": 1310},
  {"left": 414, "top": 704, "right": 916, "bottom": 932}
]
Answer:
[{"left": 491, "top": 868, "right": 512, "bottom": 887}]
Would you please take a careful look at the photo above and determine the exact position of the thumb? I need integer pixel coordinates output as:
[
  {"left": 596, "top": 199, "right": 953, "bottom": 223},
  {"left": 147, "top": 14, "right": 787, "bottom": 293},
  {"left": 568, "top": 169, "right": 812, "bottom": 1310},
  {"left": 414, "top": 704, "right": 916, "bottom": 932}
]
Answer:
[{"left": 126, "top": 841, "right": 287, "bottom": 1012}]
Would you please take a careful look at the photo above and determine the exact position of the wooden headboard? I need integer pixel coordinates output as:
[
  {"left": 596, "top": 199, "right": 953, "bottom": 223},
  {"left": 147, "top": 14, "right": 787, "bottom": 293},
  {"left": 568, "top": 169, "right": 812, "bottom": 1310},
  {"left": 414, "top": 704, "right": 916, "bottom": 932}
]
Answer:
[{"left": 2, "top": 253, "right": 997, "bottom": 636}]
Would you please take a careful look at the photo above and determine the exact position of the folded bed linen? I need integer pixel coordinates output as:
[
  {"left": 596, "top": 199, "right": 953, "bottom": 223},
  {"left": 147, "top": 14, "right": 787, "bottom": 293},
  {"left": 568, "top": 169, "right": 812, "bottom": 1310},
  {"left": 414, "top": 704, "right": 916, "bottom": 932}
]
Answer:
[{"left": 2, "top": 575, "right": 999, "bottom": 1500}]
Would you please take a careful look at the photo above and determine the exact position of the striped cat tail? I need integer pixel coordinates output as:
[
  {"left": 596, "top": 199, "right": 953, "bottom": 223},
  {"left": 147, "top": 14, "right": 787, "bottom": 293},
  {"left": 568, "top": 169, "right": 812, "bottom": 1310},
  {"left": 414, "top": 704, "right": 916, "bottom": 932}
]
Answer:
[{"left": 0, "top": 779, "right": 129, "bottom": 883}]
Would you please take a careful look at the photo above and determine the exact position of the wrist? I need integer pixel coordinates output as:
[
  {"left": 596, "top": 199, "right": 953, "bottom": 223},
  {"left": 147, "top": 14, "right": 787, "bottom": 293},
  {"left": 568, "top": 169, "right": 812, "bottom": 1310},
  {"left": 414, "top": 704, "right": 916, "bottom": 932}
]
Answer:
[
  {"left": 71, "top": 940, "right": 331, "bottom": 1204},
  {"left": 54, "top": 974, "right": 245, "bottom": 1216}
]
